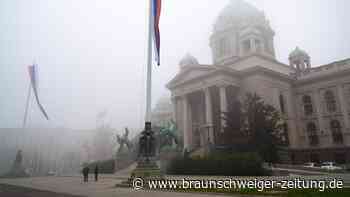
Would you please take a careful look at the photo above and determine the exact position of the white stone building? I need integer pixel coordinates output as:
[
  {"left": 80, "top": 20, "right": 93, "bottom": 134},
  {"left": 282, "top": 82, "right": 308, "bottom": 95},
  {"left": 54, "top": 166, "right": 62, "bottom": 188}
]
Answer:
[{"left": 166, "top": 0, "right": 350, "bottom": 163}]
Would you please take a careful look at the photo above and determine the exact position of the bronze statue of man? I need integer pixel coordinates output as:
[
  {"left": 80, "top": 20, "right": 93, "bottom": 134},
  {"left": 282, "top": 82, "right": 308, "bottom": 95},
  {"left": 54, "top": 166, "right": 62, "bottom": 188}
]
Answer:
[{"left": 138, "top": 122, "right": 156, "bottom": 159}]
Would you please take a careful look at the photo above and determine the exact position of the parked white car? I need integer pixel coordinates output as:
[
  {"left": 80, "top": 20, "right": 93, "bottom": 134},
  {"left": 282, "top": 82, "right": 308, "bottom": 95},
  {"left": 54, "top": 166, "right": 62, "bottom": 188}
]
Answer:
[
  {"left": 47, "top": 171, "right": 57, "bottom": 176},
  {"left": 303, "top": 162, "right": 317, "bottom": 168},
  {"left": 320, "top": 162, "right": 342, "bottom": 171}
]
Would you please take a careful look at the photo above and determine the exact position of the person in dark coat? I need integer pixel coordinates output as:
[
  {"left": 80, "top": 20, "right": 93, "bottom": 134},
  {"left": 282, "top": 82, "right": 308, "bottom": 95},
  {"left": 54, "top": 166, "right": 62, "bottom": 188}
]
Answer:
[
  {"left": 94, "top": 165, "right": 99, "bottom": 182},
  {"left": 82, "top": 167, "right": 86, "bottom": 182},
  {"left": 82, "top": 166, "right": 89, "bottom": 182}
]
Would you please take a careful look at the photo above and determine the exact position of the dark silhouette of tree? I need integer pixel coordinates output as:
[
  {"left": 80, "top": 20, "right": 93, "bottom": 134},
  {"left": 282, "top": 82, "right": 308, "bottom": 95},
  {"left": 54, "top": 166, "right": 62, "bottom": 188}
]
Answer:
[
  {"left": 222, "top": 93, "right": 283, "bottom": 163},
  {"left": 221, "top": 99, "right": 246, "bottom": 144}
]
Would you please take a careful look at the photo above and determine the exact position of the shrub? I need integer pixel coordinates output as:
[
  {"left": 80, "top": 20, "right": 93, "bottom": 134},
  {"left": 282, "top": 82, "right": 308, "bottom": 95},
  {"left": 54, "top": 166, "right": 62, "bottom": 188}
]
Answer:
[{"left": 166, "top": 152, "right": 269, "bottom": 176}]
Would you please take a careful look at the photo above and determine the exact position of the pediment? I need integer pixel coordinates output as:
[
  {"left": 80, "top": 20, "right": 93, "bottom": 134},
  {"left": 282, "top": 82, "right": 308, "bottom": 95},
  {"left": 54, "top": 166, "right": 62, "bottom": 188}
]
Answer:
[{"left": 167, "top": 66, "right": 215, "bottom": 89}]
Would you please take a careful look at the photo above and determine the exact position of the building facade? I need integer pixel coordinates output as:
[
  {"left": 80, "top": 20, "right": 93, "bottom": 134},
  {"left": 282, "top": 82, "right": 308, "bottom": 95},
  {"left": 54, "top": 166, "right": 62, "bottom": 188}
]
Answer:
[{"left": 166, "top": 0, "right": 350, "bottom": 163}]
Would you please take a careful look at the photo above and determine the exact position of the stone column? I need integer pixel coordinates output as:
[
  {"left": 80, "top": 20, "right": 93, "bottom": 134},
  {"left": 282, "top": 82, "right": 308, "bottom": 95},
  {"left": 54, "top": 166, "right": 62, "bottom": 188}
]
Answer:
[
  {"left": 219, "top": 85, "right": 228, "bottom": 132},
  {"left": 337, "top": 84, "right": 350, "bottom": 131},
  {"left": 286, "top": 89, "right": 298, "bottom": 148},
  {"left": 313, "top": 89, "right": 325, "bottom": 134},
  {"left": 273, "top": 88, "right": 281, "bottom": 112},
  {"left": 182, "top": 95, "right": 190, "bottom": 150},
  {"left": 250, "top": 38, "right": 256, "bottom": 53},
  {"left": 204, "top": 88, "right": 214, "bottom": 144},
  {"left": 171, "top": 97, "right": 177, "bottom": 122}
]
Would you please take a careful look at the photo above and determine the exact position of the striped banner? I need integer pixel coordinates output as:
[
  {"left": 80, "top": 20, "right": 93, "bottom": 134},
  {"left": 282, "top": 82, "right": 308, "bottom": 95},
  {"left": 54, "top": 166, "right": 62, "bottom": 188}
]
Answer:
[
  {"left": 28, "top": 64, "right": 49, "bottom": 120},
  {"left": 152, "top": 0, "right": 161, "bottom": 66}
]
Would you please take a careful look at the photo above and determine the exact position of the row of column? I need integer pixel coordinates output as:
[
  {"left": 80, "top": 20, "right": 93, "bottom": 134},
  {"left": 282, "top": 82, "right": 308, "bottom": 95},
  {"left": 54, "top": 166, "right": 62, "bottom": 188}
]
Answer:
[{"left": 172, "top": 85, "right": 228, "bottom": 150}]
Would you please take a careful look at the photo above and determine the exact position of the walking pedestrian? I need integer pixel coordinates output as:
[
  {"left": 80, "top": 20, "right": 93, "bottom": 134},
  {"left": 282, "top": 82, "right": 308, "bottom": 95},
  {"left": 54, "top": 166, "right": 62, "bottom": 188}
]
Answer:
[
  {"left": 94, "top": 165, "right": 99, "bottom": 182},
  {"left": 82, "top": 166, "right": 89, "bottom": 182}
]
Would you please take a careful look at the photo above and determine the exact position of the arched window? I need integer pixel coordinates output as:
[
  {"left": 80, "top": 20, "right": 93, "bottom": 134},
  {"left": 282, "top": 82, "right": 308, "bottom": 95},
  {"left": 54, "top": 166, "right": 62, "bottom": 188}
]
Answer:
[
  {"left": 279, "top": 94, "right": 286, "bottom": 114},
  {"left": 330, "top": 120, "right": 343, "bottom": 144},
  {"left": 302, "top": 95, "right": 313, "bottom": 116},
  {"left": 306, "top": 122, "right": 318, "bottom": 146},
  {"left": 325, "top": 90, "right": 337, "bottom": 112}
]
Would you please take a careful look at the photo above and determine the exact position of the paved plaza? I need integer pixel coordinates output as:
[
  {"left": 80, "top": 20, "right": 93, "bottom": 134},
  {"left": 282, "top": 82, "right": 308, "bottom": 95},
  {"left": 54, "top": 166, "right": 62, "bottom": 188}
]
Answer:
[
  {"left": 1, "top": 173, "right": 350, "bottom": 197},
  {"left": 0, "top": 176, "right": 236, "bottom": 197}
]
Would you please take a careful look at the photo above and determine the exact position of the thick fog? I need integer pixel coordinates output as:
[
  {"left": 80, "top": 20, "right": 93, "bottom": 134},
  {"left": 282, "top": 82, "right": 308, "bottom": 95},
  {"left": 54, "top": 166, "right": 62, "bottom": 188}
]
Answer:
[{"left": 0, "top": 0, "right": 349, "bottom": 130}]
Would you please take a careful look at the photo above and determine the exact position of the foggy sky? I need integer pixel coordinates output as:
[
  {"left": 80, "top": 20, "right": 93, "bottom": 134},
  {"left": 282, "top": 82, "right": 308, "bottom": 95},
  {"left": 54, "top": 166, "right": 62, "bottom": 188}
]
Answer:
[{"left": 0, "top": 0, "right": 349, "bottom": 130}]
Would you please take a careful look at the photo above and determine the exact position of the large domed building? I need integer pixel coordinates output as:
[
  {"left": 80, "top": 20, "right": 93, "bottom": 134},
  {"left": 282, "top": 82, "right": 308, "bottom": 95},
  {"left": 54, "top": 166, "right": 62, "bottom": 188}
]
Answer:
[{"left": 167, "top": 0, "right": 350, "bottom": 163}]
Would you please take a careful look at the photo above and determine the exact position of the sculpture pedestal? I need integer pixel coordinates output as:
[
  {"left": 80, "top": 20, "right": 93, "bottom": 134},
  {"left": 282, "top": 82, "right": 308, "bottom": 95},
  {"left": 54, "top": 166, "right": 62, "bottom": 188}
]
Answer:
[
  {"left": 116, "top": 158, "right": 163, "bottom": 188},
  {"left": 131, "top": 158, "right": 162, "bottom": 180},
  {"left": 116, "top": 122, "right": 163, "bottom": 188}
]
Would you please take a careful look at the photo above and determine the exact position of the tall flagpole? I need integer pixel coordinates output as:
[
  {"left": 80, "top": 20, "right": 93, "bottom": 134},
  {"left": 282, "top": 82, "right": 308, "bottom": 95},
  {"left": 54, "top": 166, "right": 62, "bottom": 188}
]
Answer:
[
  {"left": 19, "top": 78, "right": 32, "bottom": 151},
  {"left": 23, "top": 60, "right": 35, "bottom": 129},
  {"left": 22, "top": 81, "right": 32, "bottom": 128},
  {"left": 145, "top": 0, "right": 153, "bottom": 124}
]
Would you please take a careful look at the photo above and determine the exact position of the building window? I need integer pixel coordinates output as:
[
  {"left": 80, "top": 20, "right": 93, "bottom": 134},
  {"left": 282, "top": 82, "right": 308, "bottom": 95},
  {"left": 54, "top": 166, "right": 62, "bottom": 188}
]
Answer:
[
  {"left": 330, "top": 120, "right": 343, "bottom": 144},
  {"left": 279, "top": 94, "right": 286, "bottom": 114},
  {"left": 334, "top": 153, "right": 346, "bottom": 164},
  {"left": 325, "top": 90, "right": 337, "bottom": 113},
  {"left": 310, "top": 153, "right": 320, "bottom": 163},
  {"left": 302, "top": 95, "right": 313, "bottom": 116},
  {"left": 306, "top": 122, "right": 318, "bottom": 146}
]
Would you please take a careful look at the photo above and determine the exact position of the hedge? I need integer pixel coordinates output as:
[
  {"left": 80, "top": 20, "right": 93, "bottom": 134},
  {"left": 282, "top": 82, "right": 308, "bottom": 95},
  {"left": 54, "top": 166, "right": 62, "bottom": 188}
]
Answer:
[{"left": 166, "top": 152, "right": 269, "bottom": 176}]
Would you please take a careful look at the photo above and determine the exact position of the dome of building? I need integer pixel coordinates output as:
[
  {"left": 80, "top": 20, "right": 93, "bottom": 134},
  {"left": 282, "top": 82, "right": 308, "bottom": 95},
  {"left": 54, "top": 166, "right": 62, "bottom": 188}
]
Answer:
[
  {"left": 288, "top": 47, "right": 311, "bottom": 73},
  {"left": 154, "top": 97, "right": 172, "bottom": 112},
  {"left": 179, "top": 53, "right": 199, "bottom": 69},
  {"left": 210, "top": 0, "right": 275, "bottom": 65},
  {"left": 289, "top": 47, "right": 309, "bottom": 59},
  {"left": 213, "top": 0, "right": 266, "bottom": 33},
  {"left": 151, "top": 96, "right": 173, "bottom": 127}
]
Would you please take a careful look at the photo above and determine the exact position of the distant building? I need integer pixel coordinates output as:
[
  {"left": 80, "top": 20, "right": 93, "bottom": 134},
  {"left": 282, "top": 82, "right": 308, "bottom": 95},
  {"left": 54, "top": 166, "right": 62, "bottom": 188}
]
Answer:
[
  {"left": 167, "top": 0, "right": 350, "bottom": 164},
  {"left": 0, "top": 128, "right": 95, "bottom": 175},
  {"left": 151, "top": 97, "right": 173, "bottom": 127}
]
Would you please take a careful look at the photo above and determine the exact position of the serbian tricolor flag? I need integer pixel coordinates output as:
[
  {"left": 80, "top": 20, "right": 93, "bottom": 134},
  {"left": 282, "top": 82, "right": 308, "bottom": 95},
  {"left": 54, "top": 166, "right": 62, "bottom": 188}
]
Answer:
[
  {"left": 28, "top": 64, "right": 49, "bottom": 120},
  {"left": 152, "top": 0, "right": 161, "bottom": 66}
]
